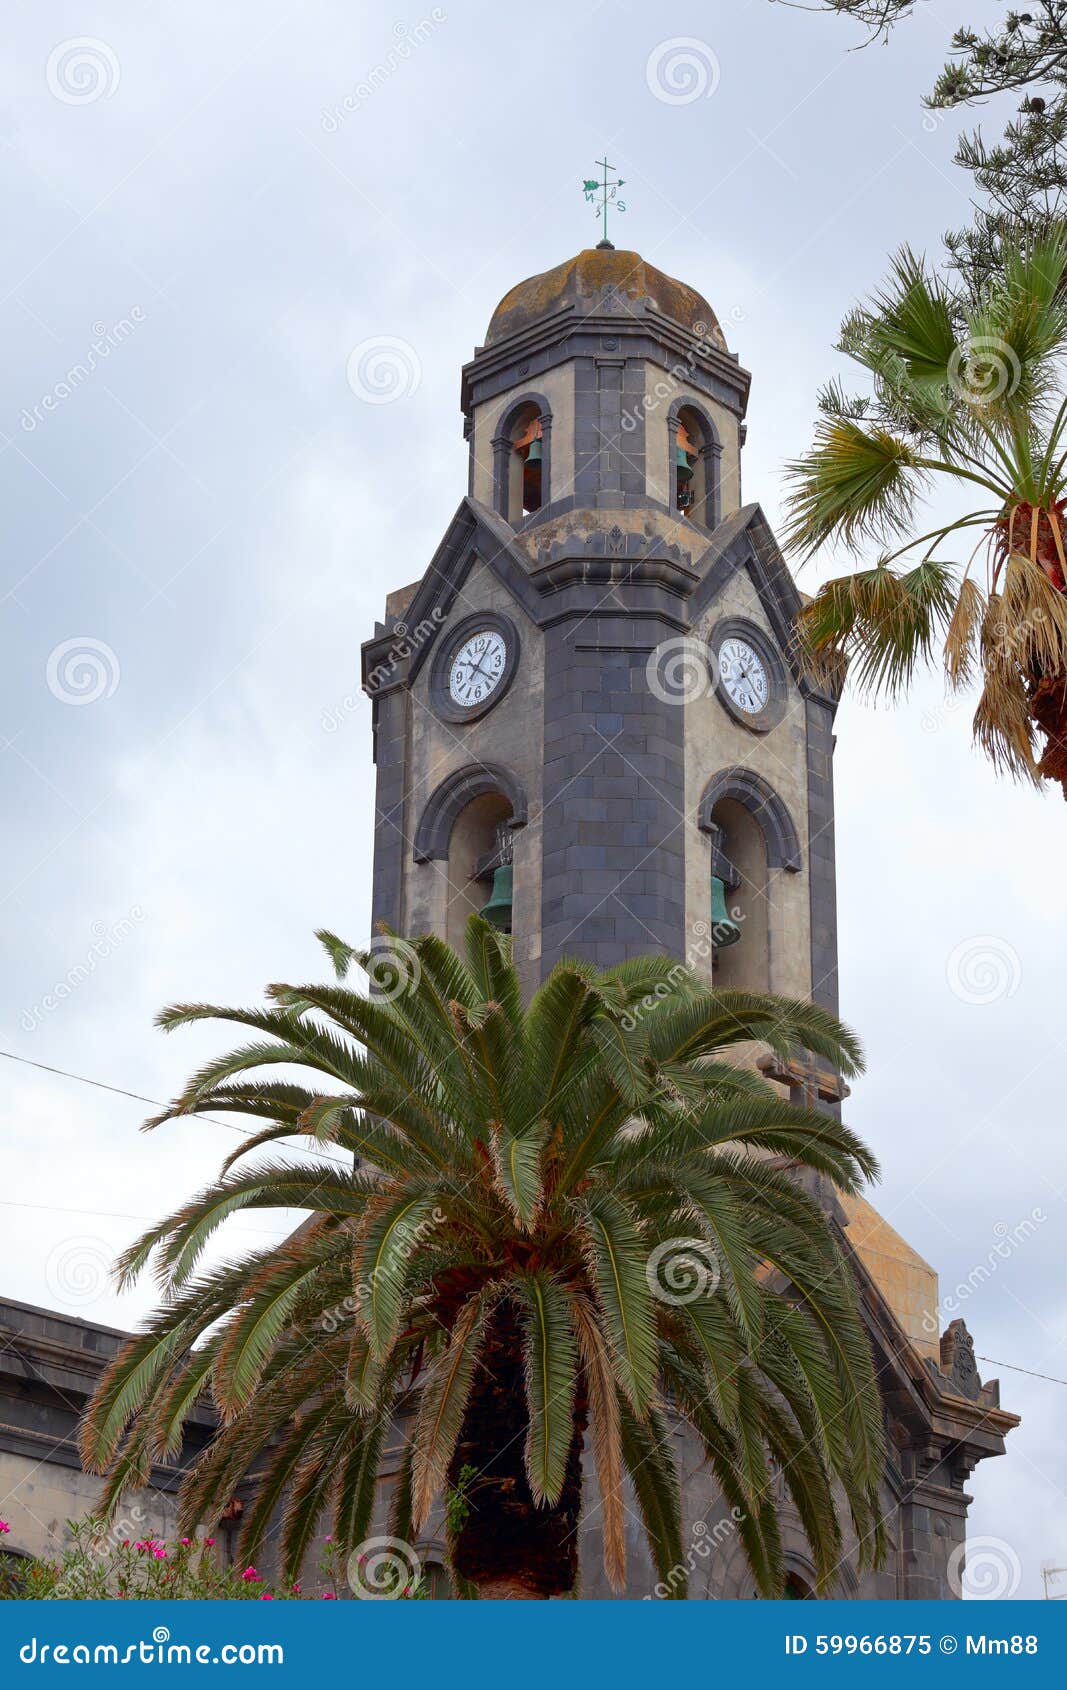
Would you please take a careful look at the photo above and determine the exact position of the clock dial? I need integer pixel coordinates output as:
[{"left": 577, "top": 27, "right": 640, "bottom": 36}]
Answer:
[
  {"left": 448, "top": 629, "right": 508, "bottom": 709},
  {"left": 717, "top": 637, "right": 769, "bottom": 716}
]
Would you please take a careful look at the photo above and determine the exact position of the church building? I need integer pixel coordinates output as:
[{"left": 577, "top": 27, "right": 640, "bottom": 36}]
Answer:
[
  {"left": 0, "top": 242, "right": 1019, "bottom": 1604},
  {"left": 359, "top": 242, "right": 1019, "bottom": 1598}
]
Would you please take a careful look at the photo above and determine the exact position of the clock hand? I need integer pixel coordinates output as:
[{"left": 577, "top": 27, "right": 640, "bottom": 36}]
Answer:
[{"left": 466, "top": 646, "right": 503, "bottom": 685}]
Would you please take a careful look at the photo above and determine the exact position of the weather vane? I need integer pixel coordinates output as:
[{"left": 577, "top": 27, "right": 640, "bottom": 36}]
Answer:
[{"left": 582, "top": 156, "right": 626, "bottom": 249}]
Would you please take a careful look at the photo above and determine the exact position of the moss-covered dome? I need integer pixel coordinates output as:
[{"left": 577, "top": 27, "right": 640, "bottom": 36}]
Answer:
[{"left": 485, "top": 247, "right": 727, "bottom": 351}]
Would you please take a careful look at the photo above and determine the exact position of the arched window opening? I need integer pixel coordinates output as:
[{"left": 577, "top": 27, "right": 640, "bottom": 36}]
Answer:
[
  {"left": 783, "top": 1573, "right": 815, "bottom": 1600},
  {"left": 446, "top": 793, "right": 515, "bottom": 949},
  {"left": 508, "top": 403, "right": 543, "bottom": 518},
  {"left": 709, "top": 798, "right": 769, "bottom": 992},
  {"left": 492, "top": 397, "right": 551, "bottom": 526},
  {"left": 515, "top": 411, "right": 543, "bottom": 514},
  {"left": 674, "top": 415, "right": 701, "bottom": 515},
  {"left": 671, "top": 404, "right": 719, "bottom": 528},
  {"left": 421, "top": 1560, "right": 454, "bottom": 1600}
]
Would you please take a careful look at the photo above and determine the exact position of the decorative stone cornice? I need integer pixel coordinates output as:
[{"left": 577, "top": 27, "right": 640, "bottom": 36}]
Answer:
[{"left": 461, "top": 304, "right": 751, "bottom": 422}]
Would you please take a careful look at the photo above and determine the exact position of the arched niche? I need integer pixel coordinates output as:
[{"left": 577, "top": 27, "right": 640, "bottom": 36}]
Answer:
[
  {"left": 783, "top": 1571, "right": 816, "bottom": 1600},
  {"left": 698, "top": 767, "right": 802, "bottom": 873},
  {"left": 414, "top": 763, "right": 528, "bottom": 951},
  {"left": 667, "top": 399, "right": 721, "bottom": 529},
  {"left": 413, "top": 762, "right": 528, "bottom": 863},
  {"left": 698, "top": 768, "right": 802, "bottom": 993},
  {"left": 492, "top": 393, "right": 552, "bottom": 524},
  {"left": 706, "top": 797, "right": 769, "bottom": 991},
  {"left": 445, "top": 791, "right": 514, "bottom": 949}
]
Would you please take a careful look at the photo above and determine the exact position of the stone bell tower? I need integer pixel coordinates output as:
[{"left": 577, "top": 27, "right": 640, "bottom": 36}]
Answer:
[
  {"left": 361, "top": 243, "right": 1017, "bottom": 1598},
  {"left": 362, "top": 244, "right": 837, "bottom": 1011}
]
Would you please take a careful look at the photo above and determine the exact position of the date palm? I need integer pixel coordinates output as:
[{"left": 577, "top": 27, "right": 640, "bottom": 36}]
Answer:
[
  {"left": 82, "top": 918, "right": 886, "bottom": 1599},
  {"left": 784, "top": 231, "right": 1067, "bottom": 794}
]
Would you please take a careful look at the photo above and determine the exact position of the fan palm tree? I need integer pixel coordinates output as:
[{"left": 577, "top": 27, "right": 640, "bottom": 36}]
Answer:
[
  {"left": 784, "top": 230, "right": 1067, "bottom": 794},
  {"left": 82, "top": 918, "right": 886, "bottom": 1600}
]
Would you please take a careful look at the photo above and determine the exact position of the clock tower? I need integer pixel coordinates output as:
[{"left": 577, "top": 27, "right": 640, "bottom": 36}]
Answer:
[
  {"left": 360, "top": 243, "right": 1017, "bottom": 1598},
  {"left": 362, "top": 244, "right": 834, "bottom": 1010}
]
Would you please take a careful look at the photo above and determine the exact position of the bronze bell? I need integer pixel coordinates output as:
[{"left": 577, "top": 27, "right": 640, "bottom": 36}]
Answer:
[
  {"left": 711, "top": 876, "right": 741, "bottom": 948},
  {"left": 481, "top": 864, "right": 513, "bottom": 933}
]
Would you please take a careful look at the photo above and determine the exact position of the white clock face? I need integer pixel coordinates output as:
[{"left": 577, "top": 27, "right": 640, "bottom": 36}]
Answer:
[
  {"left": 718, "top": 637, "right": 768, "bottom": 715},
  {"left": 448, "top": 629, "right": 508, "bottom": 709}
]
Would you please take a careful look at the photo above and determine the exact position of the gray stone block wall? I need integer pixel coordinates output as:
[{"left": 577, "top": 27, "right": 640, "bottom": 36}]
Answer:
[
  {"left": 368, "top": 688, "right": 407, "bottom": 936},
  {"left": 805, "top": 696, "right": 839, "bottom": 1014},
  {"left": 540, "top": 619, "right": 686, "bottom": 974}
]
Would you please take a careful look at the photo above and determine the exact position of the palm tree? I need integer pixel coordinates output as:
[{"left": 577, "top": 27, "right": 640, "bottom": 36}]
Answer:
[
  {"left": 784, "top": 231, "right": 1067, "bottom": 794},
  {"left": 82, "top": 918, "right": 886, "bottom": 1600}
]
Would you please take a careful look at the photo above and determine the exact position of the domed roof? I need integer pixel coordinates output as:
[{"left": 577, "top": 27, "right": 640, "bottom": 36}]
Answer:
[{"left": 485, "top": 247, "right": 727, "bottom": 351}]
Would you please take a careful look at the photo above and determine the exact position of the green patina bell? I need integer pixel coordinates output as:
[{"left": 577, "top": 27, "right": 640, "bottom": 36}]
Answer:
[
  {"left": 525, "top": 436, "right": 542, "bottom": 464},
  {"left": 481, "top": 864, "right": 513, "bottom": 933},
  {"left": 711, "top": 875, "right": 741, "bottom": 948},
  {"left": 675, "top": 444, "right": 694, "bottom": 482}
]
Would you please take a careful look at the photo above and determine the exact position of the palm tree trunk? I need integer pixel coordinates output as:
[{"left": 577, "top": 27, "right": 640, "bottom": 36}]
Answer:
[
  {"left": 474, "top": 1579, "right": 547, "bottom": 1600},
  {"left": 1031, "top": 671, "right": 1067, "bottom": 797},
  {"left": 447, "top": 1302, "right": 586, "bottom": 1600}
]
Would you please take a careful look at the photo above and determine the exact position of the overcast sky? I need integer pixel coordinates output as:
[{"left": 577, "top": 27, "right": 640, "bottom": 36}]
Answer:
[{"left": 3, "top": 0, "right": 1065, "bottom": 1599}]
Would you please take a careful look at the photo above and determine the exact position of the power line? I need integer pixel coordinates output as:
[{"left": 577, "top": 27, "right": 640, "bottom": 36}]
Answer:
[
  {"left": 977, "top": 1356, "right": 1067, "bottom": 1388},
  {"left": 6, "top": 1055, "right": 1066, "bottom": 1390},
  {"left": 0, "top": 1047, "right": 354, "bottom": 1172},
  {"left": 0, "top": 1195, "right": 287, "bottom": 1233}
]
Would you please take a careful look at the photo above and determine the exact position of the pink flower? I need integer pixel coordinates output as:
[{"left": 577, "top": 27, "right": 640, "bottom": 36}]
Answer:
[
  {"left": 291, "top": 1583, "right": 301, "bottom": 1595},
  {"left": 122, "top": 1540, "right": 130, "bottom": 1548},
  {"left": 204, "top": 1538, "right": 215, "bottom": 1547},
  {"left": 0, "top": 1521, "right": 9, "bottom": 1535},
  {"left": 154, "top": 1549, "right": 167, "bottom": 1560},
  {"left": 242, "top": 1567, "right": 261, "bottom": 1583},
  {"left": 324, "top": 1535, "right": 332, "bottom": 1544},
  {"left": 180, "top": 1537, "right": 190, "bottom": 1546},
  {"left": 260, "top": 1593, "right": 274, "bottom": 1601},
  {"left": 321, "top": 1591, "right": 337, "bottom": 1600}
]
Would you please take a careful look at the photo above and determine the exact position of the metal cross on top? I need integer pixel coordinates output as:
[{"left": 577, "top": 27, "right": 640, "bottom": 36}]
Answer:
[{"left": 581, "top": 157, "right": 626, "bottom": 249}]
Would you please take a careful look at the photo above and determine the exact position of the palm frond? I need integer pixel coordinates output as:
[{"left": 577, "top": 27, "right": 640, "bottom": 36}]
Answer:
[
  {"left": 783, "top": 419, "right": 926, "bottom": 560},
  {"left": 517, "top": 1273, "right": 578, "bottom": 1506}
]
